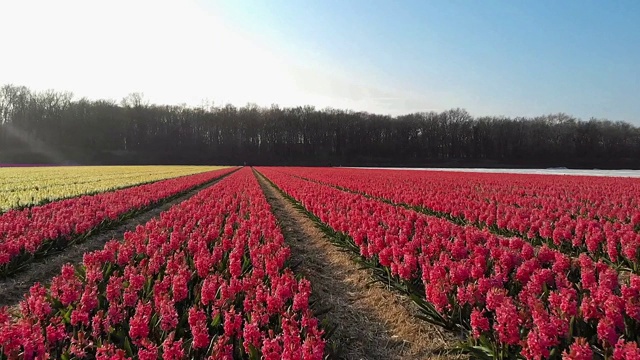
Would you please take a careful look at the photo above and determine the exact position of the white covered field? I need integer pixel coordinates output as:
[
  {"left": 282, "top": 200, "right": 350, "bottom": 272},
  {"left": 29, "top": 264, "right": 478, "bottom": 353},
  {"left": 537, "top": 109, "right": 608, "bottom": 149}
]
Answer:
[{"left": 349, "top": 167, "right": 640, "bottom": 178}]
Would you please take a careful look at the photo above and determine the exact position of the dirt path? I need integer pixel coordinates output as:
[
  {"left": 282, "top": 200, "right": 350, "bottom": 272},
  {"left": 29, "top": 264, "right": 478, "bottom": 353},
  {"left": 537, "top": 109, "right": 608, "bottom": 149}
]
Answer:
[
  {"left": 0, "top": 172, "right": 234, "bottom": 308},
  {"left": 255, "top": 170, "right": 462, "bottom": 360}
]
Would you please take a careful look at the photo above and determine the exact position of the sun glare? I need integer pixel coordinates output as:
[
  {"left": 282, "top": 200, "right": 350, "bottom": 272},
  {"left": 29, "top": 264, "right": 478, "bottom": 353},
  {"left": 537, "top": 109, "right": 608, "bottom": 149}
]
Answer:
[{"left": 0, "top": 0, "right": 302, "bottom": 107}]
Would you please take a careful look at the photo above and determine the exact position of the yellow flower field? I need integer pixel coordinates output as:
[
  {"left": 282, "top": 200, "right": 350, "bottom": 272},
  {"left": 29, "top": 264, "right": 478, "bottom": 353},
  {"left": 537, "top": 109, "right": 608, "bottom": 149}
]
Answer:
[{"left": 0, "top": 166, "right": 227, "bottom": 212}]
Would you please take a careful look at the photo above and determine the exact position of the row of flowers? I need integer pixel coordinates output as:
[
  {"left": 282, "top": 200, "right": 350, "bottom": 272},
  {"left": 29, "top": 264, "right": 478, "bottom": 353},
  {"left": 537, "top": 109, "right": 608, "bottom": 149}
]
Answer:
[
  {"left": 0, "top": 166, "right": 226, "bottom": 212},
  {"left": 0, "top": 167, "right": 237, "bottom": 276},
  {"left": 257, "top": 167, "right": 640, "bottom": 359},
  {"left": 277, "top": 167, "right": 640, "bottom": 272},
  {"left": 0, "top": 167, "right": 325, "bottom": 359}
]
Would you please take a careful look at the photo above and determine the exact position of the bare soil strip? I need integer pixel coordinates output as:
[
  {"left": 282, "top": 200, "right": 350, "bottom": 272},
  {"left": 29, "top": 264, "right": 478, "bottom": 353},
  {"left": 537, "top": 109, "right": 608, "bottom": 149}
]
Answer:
[
  {"left": 0, "top": 171, "right": 235, "bottom": 308},
  {"left": 255, "top": 170, "right": 463, "bottom": 360}
]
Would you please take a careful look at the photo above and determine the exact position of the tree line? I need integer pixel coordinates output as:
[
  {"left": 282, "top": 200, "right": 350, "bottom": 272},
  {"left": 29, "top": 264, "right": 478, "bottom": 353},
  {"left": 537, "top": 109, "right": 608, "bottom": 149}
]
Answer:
[{"left": 1, "top": 84, "right": 639, "bottom": 168}]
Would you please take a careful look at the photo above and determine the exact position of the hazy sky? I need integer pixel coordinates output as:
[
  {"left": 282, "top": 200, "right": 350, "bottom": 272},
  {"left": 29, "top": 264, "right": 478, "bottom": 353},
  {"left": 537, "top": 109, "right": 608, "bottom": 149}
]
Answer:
[{"left": 1, "top": 0, "right": 638, "bottom": 123}]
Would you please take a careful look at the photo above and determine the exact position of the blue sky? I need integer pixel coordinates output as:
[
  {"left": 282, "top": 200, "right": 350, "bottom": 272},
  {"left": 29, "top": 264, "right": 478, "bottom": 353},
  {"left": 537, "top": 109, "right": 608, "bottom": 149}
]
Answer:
[
  {"left": 208, "top": 0, "right": 640, "bottom": 123},
  {"left": 1, "top": 0, "right": 638, "bottom": 124}
]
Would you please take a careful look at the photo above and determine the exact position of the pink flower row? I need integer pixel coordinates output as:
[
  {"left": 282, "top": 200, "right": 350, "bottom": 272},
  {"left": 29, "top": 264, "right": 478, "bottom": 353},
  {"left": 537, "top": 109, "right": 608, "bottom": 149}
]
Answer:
[
  {"left": 0, "top": 167, "right": 325, "bottom": 359},
  {"left": 279, "top": 167, "right": 640, "bottom": 270},
  {"left": 0, "top": 168, "right": 237, "bottom": 273},
  {"left": 258, "top": 167, "right": 640, "bottom": 359}
]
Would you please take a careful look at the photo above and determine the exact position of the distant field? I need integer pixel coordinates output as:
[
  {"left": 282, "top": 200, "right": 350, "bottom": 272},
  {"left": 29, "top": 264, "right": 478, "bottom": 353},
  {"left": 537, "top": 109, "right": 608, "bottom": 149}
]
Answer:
[
  {"left": 0, "top": 165, "right": 227, "bottom": 211},
  {"left": 349, "top": 166, "right": 640, "bottom": 178}
]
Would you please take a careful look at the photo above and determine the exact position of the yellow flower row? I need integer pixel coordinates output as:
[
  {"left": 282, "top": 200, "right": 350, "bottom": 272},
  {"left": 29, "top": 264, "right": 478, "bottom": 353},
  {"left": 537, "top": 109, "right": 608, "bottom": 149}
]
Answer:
[{"left": 0, "top": 166, "right": 228, "bottom": 212}]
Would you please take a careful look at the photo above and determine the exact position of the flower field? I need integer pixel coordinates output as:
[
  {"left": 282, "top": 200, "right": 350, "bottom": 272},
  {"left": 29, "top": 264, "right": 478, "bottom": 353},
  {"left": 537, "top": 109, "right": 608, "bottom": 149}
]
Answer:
[
  {"left": 0, "top": 167, "right": 324, "bottom": 359},
  {"left": 1, "top": 165, "right": 640, "bottom": 359},
  {"left": 0, "top": 166, "right": 227, "bottom": 212},
  {"left": 256, "top": 167, "right": 640, "bottom": 359}
]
